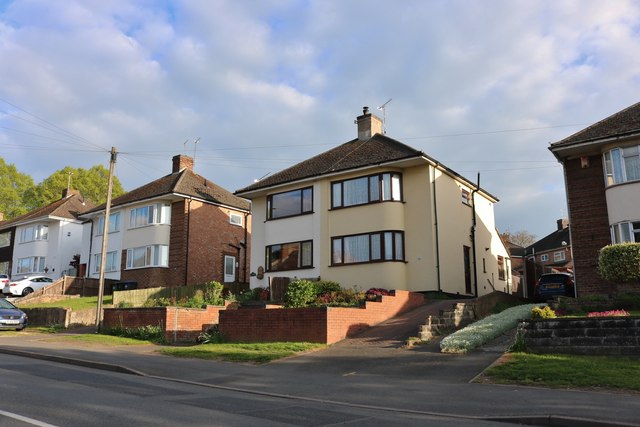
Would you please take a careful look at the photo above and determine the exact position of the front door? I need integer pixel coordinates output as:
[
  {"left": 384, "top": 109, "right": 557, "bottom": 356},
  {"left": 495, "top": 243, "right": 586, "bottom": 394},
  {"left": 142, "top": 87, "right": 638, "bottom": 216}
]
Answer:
[{"left": 224, "top": 255, "right": 236, "bottom": 283}]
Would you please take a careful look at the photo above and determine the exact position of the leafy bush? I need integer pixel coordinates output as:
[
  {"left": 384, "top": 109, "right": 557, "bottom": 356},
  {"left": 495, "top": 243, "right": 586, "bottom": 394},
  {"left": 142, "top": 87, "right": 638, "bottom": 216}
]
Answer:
[
  {"left": 313, "top": 287, "right": 365, "bottom": 307},
  {"left": 197, "top": 325, "right": 226, "bottom": 344},
  {"left": 202, "top": 281, "right": 225, "bottom": 305},
  {"left": 440, "top": 303, "right": 543, "bottom": 353},
  {"left": 284, "top": 280, "right": 317, "bottom": 307},
  {"left": 613, "top": 293, "right": 640, "bottom": 310},
  {"left": 531, "top": 306, "right": 556, "bottom": 319},
  {"left": 143, "top": 297, "right": 174, "bottom": 307},
  {"left": 599, "top": 243, "right": 640, "bottom": 283},
  {"left": 587, "top": 309, "right": 630, "bottom": 317},
  {"left": 104, "top": 325, "right": 165, "bottom": 343},
  {"left": 237, "top": 286, "right": 269, "bottom": 303},
  {"left": 314, "top": 281, "right": 342, "bottom": 295},
  {"left": 365, "top": 288, "right": 391, "bottom": 300}
]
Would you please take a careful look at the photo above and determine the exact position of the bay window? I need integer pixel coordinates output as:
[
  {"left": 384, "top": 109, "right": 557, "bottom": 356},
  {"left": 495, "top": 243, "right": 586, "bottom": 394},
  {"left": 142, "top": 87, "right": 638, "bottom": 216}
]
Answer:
[
  {"left": 332, "top": 172, "right": 402, "bottom": 208},
  {"left": 126, "top": 245, "right": 169, "bottom": 269},
  {"left": 129, "top": 204, "right": 171, "bottom": 228},
  {"left": 611, "top": 221, "right": 640, "bottom": 243},
  {"left": 16, "top": 256, "right": 46, "bottom": 274},
  {"left": 332, "top": 231, "right": 404, "bottom": 265},
  {"left": 266, "top": 240, "right": 313, "bottom": 271},
  {"left": 19, "top": 225, "right": 48, "bottom": 243},
  {"left": 604, "top": 146, "right": 640, "bottom": 185}
]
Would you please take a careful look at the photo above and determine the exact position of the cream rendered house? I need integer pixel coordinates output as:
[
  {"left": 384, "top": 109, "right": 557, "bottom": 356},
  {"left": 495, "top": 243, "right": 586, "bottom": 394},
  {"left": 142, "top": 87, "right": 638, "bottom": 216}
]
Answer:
[{"left": 236, "top": 108, "right": 511, "bottom": 296}]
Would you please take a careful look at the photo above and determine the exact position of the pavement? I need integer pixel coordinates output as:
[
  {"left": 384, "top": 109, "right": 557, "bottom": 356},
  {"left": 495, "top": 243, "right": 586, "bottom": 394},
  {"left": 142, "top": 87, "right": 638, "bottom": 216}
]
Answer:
[{"left": 1, "top": 300, "right": 639, "bottom": 427}]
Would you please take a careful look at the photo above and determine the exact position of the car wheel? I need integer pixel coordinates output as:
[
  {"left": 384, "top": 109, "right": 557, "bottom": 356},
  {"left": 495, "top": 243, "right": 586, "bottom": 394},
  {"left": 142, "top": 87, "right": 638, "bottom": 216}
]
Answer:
[{"left": 21, "top": 287, "right": 33, "bottom": 296}]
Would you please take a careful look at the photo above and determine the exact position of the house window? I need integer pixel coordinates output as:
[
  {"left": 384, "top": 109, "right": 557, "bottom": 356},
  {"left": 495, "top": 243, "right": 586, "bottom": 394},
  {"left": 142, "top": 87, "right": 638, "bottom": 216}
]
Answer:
[
  {"left": 129, "top": 204, "right": 171, "bottom": 228},
  {"left": 19, "top": 225, "right": 48, "bottom": 243},
  {"left": 331, "top": 172, "right": 402, "bottom": 208},
  {"left": 126, "top": 245, "right": 169, "bottom": 269},
  {"left": 16, "top": 256, "right": 46, "bottom": 274},
  {"left": 97, "top": 213, "right": 121, "bottom": 235},
  {"left": 331, "top": 231, "right": 404, "bottom": 265},
  {"left": 267, "top": 187, "right": 313, "bottom": 220},
  {"left": 497, "top": 255, "right": 505, "bottom": 281},
  {"left": 604, "top": 146, "right": 640, "bottom": 186},
  {"left": 540, "top": 254, "right": 549, "bottom": 262},
  {"left": 554, "top": 251, "right": 566, "bottom": 262},
  {"left": 230, "top": 212, "right": 243, "bottom": 226},
  {"left": 0, "top": 231, "right": 11, "bottom": 248},
  {"left": 611, "top": 221, "right": 640, "bottom": 243},
  {"left": 266, "top": 240, "right": 313, "bottom": 272},
  {"left": 461, "top": 189, "right": 471, "bottom": 205},
  {"left": 93, "top": 251, "right": 119, "bottom": 273}
]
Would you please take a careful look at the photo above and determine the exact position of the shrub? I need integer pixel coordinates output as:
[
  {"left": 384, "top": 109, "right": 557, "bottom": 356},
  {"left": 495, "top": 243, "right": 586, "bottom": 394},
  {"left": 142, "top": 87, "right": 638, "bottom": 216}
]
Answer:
[
  {"left": 197, "top": 325, "right": 226, "bottom": 344},
  {"left": 598, "top": 243, "right": 640, "bottom": 283},
  {"left": 531, "top": 306, "right": 556, "bottom": 319},
  {"left": 284, "top": 280, "right": 317, "bottom": 307},
  {"left": 587, "top": 309, "right": 630, "bottom": 317},
  {"left": 202, "top": 281, "right": 225, "bottom": 305},
  {"left": 104, "top": 325, "right": 165, "bottom": 343},
  {"left": 314, "top": 281, "right": 342, "bottom": 295},
  {"left": 365, "top": 288, "right": 391, "bottom": 300},
  {"left": 313, "top": 287, "right": 365, "bottom": 307},
  {"left": 613, "top": 293, "right": 640, "bottom": 310}
]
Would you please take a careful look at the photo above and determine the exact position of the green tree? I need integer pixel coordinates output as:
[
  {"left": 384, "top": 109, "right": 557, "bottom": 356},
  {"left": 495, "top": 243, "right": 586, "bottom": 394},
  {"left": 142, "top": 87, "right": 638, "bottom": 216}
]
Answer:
[
  {"left": 26, "top": 165, "right": 125, "bottom": 207},
  {"left": 0, "top": 157, "right": 35, "bottom": 220}
]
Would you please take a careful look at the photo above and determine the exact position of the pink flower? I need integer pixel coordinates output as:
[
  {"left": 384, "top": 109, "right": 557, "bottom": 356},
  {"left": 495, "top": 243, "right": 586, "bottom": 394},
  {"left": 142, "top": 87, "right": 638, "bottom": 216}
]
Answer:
[{"left": 587, "top": 309, "right": 630, "bottom": 317}]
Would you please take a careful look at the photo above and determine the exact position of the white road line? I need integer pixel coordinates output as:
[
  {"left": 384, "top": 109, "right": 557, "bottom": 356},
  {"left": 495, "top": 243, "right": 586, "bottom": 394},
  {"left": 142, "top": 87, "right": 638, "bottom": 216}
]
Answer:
[{"left": 0, "top": 409, "right": 58, "bottom": 427}]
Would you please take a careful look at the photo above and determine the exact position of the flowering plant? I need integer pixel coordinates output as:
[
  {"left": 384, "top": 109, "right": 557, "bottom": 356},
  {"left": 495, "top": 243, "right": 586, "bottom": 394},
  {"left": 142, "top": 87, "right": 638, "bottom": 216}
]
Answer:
[
  {"left": 365, "top": 288, "right": 391, "bottom": 300},
  {"left": 587, "top": 309, "right": 630, "bottom": 317}
]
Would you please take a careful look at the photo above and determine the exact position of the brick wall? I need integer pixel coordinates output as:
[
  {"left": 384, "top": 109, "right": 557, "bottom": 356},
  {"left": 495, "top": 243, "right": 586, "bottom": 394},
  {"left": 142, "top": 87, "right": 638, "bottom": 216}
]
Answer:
[
  {"left": 564, "top": 155, "right": 613, "bottom": 295},
  {"left": 103, "top": 303, "right": 230, "bottom": 343},
  {"left": 219, "top": 290, "right": 425, "bottom": 344}
]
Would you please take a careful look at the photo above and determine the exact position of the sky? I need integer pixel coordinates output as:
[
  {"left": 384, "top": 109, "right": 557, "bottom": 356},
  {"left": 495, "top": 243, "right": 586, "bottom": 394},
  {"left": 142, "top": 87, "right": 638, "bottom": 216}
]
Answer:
[{"left": 1, "top": 0, "right": 640, "bottom": 240}]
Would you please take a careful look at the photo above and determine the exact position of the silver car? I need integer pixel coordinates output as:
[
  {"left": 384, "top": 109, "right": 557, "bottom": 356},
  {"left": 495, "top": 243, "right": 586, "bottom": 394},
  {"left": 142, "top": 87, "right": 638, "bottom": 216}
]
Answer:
[{"left": 0, "top": 298, "right": 27, "bottom": 330}]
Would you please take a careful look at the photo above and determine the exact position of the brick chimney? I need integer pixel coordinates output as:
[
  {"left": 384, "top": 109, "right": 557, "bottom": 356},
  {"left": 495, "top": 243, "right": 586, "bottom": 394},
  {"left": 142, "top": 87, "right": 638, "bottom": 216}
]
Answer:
[
  {"left": 172, "top": 155, "right": 194, "bottom": 173},
  {"left": 557, "top": 218, "right": 569, "bottom": 230},
  {"left": 356, "top": 106, "right": 383, "bottom": 140}
]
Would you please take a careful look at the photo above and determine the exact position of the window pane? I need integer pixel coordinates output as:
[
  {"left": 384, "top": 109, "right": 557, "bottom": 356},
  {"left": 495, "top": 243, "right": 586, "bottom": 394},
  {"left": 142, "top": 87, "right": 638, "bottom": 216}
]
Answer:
[
  {"left": 604, "top": 152, "right": 614, "bottom": 186},
  {"left": 332, "top": 183, "right": 342, "bottom": 208},
  {"left": 633, "top": 222, "right": 640, "bottom": 243},
  {"left": 370, "top": 234, "right": 381, "bottom": 260},
  {"left": 133, "top": 247, "right": 146, "bottom": 268},
  {"left": 0, "top": 232, "right": 10, "bottom": 248},
  {"left": 384, "top": 232, "right": 393, "bottom": 260},
  {"left": 611, "top": 149, "right": 624, "bottom": 183},
  {"left": 394, "top": 232, "right": 404, "bottom": 260},
  {"left": 302, "top": 188, "right": 313, "bottom": 212},
  {"left": 344, "top": 235, "right": 369, "bottom": 263},
  {"left": 623, "top": 146, "right": 640, "bottom": 181},
  {"left": 343, "top": 177, "right": 368, "bottom": 206},
  {"left": 225, "top": 256, "right": 235, "bottom": 275},
  {"left": 391, "top": 174, "right": 401, "bottom": 201},
  {"left": 271, "top": 191, "right": 301, "bottom": 218},
  {"left": 381, "top": 174, "right": 392, "bottom": 201},
  {"left": 301, "top": 241, "right": 312, "bottom": 267},
  {"left": 332, "top": 239, "right": 342, "bottom": 264},
  {"left": 281, "top": 242, "right": 300, "bottom": 270},
  {"left": 621, "top": 223, "right": 632, "bottom": 242},
  {"left": 369, "top": 176, "right": 380, "bottom": 201}
]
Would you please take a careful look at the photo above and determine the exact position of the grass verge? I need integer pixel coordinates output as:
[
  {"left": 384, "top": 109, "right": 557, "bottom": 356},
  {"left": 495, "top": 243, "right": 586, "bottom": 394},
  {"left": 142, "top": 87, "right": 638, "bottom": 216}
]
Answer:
[
  {"left": 51, "top": 334, "right": 155, "bottom": 346},
  {"left": 18, "top": 295, "right": 113, "bottom": 310},
  {"left": 158, "top": 342, "right": 326, "bottom": 363},
  {"left": 482, "top": 352, "right": 640, "bottom": 392}
]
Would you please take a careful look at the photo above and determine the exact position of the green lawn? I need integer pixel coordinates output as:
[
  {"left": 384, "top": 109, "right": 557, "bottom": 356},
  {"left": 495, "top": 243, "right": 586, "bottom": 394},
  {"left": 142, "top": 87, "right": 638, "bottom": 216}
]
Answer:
[
  {"left": 158, "top": 342, "right": 326, "bottom": 363},
  {"left": 483, "top": 352, "right": 640, "bottom": 392},
  {"left": 17, "top": 295, "right": 113, "bottom": 311}
]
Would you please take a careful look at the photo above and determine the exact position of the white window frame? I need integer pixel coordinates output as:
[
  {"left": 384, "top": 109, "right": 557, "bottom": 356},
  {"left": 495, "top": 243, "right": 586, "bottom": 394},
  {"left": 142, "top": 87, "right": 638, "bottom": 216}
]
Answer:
[
  {"left": 19, "top": 225, "right": 48, "bottom": 243},
  {"left": 93, "top": 251, "right": 119, "bottom": 273},
  {"left": 553, "top": 251, "right": 566, "bottom": 262},
  {"left": 603, "top": 146, "right": 640, "bottom": 186},
  {"left": 230, "top": 212, "right": 243, "bottom": 226},
  {"left": 97, "top": 212, "right": 121, "bottom": 235},
  {"left": 129, "top": 203, "right": 171, "bottom": 229},
  {"left": 540, "top": 254, "right": 549, "bottom": 262},
  {"left": 126, "top": 245, "right": 169, "bottom": 269},
  {"left": 0, "top": 231, "right": 11, "bottom": 248},
  {"left": 16, "top": 256, "right": 46, "bottom": 274},
  {"left": 611, "top": 221, "right": 640, "bottom": 243},
  {"left": 224, "top": 255, "right": 236, "bottom": 282}
]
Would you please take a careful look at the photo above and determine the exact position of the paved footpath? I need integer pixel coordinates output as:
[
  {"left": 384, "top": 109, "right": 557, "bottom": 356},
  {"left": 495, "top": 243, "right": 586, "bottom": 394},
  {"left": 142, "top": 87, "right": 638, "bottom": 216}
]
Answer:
[{"left": 1, "top": 301, "right": 639, "bottom": 427}]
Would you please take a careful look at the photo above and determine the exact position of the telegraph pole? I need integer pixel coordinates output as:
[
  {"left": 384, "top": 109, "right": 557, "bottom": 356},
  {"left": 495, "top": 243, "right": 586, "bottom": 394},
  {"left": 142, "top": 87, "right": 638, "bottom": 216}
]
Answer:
[{"left": 95, "top": 147, "right": 117, "bottom": 332}]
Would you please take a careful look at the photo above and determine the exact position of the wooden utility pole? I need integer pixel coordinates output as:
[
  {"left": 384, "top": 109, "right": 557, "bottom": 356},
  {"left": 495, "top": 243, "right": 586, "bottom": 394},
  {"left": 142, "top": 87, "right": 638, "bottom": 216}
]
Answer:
[{"left": 95, "top": 147, "right": 117, "bottom": 332}]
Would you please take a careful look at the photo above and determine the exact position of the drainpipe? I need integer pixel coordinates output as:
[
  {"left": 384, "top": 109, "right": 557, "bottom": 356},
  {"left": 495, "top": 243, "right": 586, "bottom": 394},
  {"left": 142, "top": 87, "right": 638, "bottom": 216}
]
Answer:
[
  {"left": 242, "top": 212, "right": 250, "bottom": 284},
  {"left": 431, "top": 164, "right": 442, "bottom": 292},
  {"left": 87, "top": 220, "right": 94, "bottom": 278},
  {"left": 471, "top": 173, "right": 480, "bottom": 298}
]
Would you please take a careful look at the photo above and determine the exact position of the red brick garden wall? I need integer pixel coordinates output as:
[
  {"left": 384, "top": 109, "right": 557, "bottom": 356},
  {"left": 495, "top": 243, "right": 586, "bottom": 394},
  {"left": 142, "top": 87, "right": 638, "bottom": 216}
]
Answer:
[{"left": 219, "top": 290, "right": 425, "bottom": 344}]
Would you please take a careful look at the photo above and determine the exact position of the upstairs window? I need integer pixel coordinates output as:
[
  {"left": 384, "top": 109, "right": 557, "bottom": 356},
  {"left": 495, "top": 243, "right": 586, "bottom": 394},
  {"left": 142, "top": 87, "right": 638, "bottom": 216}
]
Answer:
[
  {"left": 461, "top": 189, "right": 471, "bottom": 205},
  {"left": 540, "top": 254, "right": 549, "bottom": 262},
  {"left": 332, "top": 172, "right": 402, "bottom": 208},
  {"left": 0, "top": 231, "right": 11, "bottom": 248},
  {"left": 97, "top": 212, "right": 121, "bottom": 235},
  {"left": 554, "top": 250, "right": 566, "bottom": 262},
  {"left": 129, "top": 204, "right": 171, "bottom": 228},
  {"left": 604, "top": 146, "right": 640, "bottom": 185},
  {"left": 267, "top": 187, "right": 313, "bottom": 220},
  {"left": 497, "top": 255, "right": 505, "bottom": 281},
  {"left": 230, "top": 212, "right": 243, "bottom": 226},
  {"left": 19, "top": 225, "right": 48, "bottom": 243}
]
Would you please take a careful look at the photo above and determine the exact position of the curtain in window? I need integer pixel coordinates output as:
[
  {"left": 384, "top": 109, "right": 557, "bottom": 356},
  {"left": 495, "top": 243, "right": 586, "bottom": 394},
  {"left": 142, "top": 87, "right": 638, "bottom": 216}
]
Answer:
[
  {"left": 370, "top": 234, "right": 381, "bottom": 260},
  {"left": 623, "top": 146, "right": 640, "bottom": 181},
  {"left": 301, "top": 241, "right": 312, "bottom": 266},
  {"left": 344, "top": 235, "right": 369, "bottom": 263},
  {"left": 611, "top": 149, "right": 624, "bottom": 183},
  {"left": 343, "top": 177, "right": 368, "bottom": 206}
]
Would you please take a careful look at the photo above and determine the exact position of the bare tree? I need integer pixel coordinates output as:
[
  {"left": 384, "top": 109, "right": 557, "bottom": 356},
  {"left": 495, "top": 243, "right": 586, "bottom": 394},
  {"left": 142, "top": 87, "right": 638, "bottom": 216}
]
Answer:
[{"left": 501, "top": 230, "right": 536, "bottom": 247}]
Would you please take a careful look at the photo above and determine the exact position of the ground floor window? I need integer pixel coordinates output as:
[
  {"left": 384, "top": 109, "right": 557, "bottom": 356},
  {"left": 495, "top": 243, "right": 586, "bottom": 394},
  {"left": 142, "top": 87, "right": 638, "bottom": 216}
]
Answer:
[
  {"left": 93, "top": 251, "right": 119, "bottom": 274},
  {"left": 266, "top": 240, "right": 313, "bottom": 271},
  {"left": 498, "top": 255, "right": 505, "bottom": 281},
  {"left": 331, "top": 231, "right": 404, "bottom": 265},
  {"left": 16, "top": 256, "right": 46, "bottom": 274},
  {"left": 126, "top": 245, "right": 168, "bottom": 269},
  {"left": 611, "top": 221, "right": 640, "bottom": 243}
]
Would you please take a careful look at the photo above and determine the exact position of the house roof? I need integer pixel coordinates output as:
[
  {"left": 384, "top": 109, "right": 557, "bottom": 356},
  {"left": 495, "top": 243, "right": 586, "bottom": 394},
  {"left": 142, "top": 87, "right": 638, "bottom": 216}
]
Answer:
[
  {"left": 236, "top": 133, "right": 497, "bottom": 201},
  {"left": 550, "top": 101, "right": 640, "bottom": 150},
  {"left": 83, "top": 168, "right": 250, "bottom": 215},
  {"left": 0, "top": 193, "right": 92, "bottom": 230},
  {"left": 526, "top": 226, "right": 571, "bottom": 254}
]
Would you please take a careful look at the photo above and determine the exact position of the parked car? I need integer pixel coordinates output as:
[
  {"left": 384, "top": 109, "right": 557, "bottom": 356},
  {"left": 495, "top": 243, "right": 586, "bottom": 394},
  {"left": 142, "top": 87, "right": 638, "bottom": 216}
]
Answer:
[
  {"left": 2, "top": 275, "right": 53, "bottom": 297},
  {"left": 0, "top": 298, "right": 27, "bottom": 330},
  {"left": 534, "top": 273, "right": 574, "bottom": 301},
  {"left": 0, "top": 274, "right": 9, "bottom": 290}
]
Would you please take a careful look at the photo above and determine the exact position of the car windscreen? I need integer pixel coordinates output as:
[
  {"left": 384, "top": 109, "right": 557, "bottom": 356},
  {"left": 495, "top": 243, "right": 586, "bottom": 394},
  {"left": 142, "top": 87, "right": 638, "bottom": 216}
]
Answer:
[
  {"left": 0, "top": 298, "right": 17, "bottom": 309},
  {"left": 539, "top": 274, "right": 570, "bottom": 284}
]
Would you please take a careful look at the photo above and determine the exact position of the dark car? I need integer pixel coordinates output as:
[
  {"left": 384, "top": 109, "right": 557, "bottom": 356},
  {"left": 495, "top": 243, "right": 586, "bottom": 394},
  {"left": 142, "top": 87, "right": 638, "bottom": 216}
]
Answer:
[
  {"left": 0, "top": 298, "right": 27, "bottom": 331},
  {"left": 534, "top": 273, "right": 574, "bottom": 301}
]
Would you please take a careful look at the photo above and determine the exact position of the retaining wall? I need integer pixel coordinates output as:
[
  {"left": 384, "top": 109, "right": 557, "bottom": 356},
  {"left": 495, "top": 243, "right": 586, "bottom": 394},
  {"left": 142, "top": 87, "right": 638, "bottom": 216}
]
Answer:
[{"left": 520, "top": 317, "right": 640, "bottom": 355}]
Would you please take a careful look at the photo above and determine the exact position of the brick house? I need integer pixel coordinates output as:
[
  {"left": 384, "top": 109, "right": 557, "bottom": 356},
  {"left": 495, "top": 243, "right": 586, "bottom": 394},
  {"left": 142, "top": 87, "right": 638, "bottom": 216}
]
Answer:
[
  {"left": 236, "top": 107, "right": 512, "bottom": 297},
  {"left": 79, "top": 155, "right": 251, "bottom": 289},
  {"left": 549, "top": 101, "right": 640, "bottom": 295},
  {"left": 0, "top": 190, "right": 92, "bottom": 280}
]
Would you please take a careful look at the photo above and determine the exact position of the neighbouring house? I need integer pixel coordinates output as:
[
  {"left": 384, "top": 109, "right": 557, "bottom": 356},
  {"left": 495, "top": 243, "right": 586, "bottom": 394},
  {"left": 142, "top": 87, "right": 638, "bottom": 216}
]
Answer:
[
  {"left": 501, "top": 238, "right": 525, "bottom": 297},
  {"left": 79, "top": 155, "right": 251, "bottom": 290},
  {"left": 0, "top": 189, "right": 92, "bottom": 280},
  {"left": 235, "top": 107, "right": 512, "bottom": 297},
  {"left": 549, "top": 101, "right": 640, "bottom": 295},
  {"left": 523, "top": 219, "right": 573, "bottom": 298}
]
